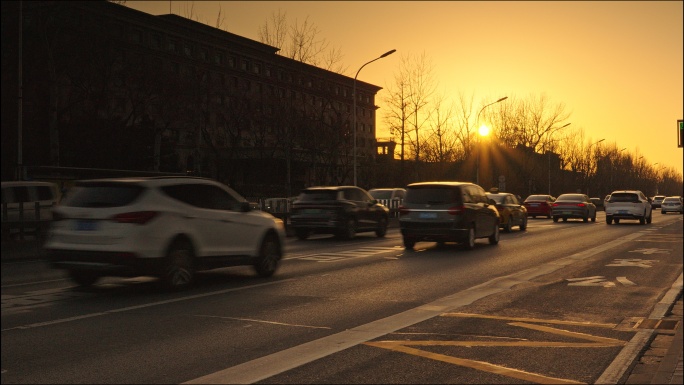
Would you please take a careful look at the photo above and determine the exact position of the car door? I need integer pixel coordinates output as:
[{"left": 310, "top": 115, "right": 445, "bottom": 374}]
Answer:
[{"left": 471, "top": 185, "right": 497, "bottom": 237}]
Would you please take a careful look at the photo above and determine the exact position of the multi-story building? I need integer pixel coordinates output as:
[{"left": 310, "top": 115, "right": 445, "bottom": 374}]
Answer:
[{"left": 1, "top": 1, "right": 383, "bottom": 197}]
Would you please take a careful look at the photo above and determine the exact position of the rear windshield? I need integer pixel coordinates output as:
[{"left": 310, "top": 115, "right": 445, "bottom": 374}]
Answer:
[
  {"left": 556, "top": 194, "right": 584, "bottom": 202},
  {"left": 609, "top": 193, "right": 639, "bottom": 203},
  {"left": 61, "top": 183, "right": 144, "bottom": 208},
  {"left": 369, "top": 190, "right": 393, "bottom": 199},
  {"left": 405, "top": 187, "right": 461, "bottom": 205},
  {"left": 663, "top": 197, "right": 680, "bottom": 202},
  {"left": 525, "top": 195, "right": 548, "bottom": 202},
  {"left": 297, "top": 190, "right": 340, "bottom": 202},
  {"left": 486, "top": 194, "right": 506, "bottom": 204}
]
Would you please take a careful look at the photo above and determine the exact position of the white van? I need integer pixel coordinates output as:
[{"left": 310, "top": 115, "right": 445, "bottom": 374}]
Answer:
[{"left": 1, "top": 181, "right": 60, "bottom": 235}]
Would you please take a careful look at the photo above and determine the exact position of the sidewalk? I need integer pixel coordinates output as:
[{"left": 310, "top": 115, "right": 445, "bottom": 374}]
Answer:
[{"left": 624, "top": 295, "right": 683, "bottom": 384}]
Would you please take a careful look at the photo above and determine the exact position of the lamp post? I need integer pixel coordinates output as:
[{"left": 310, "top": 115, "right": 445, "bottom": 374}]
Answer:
[
  {"left": 547, "top": 122, "right": 571, "bottom": 195},
  {"left": 475, "top": 96, "right": 508, "bottom": 185},
  {"left": 353, "top": 49, "right": 396, "bottom": 186}
]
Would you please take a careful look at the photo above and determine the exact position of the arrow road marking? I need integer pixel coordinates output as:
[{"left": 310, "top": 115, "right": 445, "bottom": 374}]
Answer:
[{"left": 606, "top": 259, "right": 658, "bottom": 268}]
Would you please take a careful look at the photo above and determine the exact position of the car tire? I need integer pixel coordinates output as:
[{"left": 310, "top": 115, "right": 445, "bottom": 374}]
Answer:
[
  {"left": 295, "top": 228, "right": 310, "bottom": 240},
  {"left": 553, "top": 216, "right": 559, "bottom": 223},
  {"left": 462, "top": 226, "right": 476, "bottom": 250},
  {"left": 583, "top": 215, "right": 588, "bottom": 223},
  {"left": 520, "top": 216, "right": 528, "bottom": 231},
  {"left": 647, "top": 213, "right": 652, "bottom": 224},
  {"left": 639, "top": 216, "right": 645, "bottom": 225},
  {"left": 503, "top": 218, "right": 512, "bottom": 233},
  {"left": 403, "top": 237, "right": 416, "bottom": 250},
  {"left": 547, "top": 214, "right": 551, "bottom": 219},
  {"left": 488, "top": 223, "right": 500, "bottom": 245},
  {"left": 531, "top": 215, "right": 536, "bottom": 219},
  {"left": 591, "top": 214, "right": 596, "bottom": 222},
  {"left": 615, "top": 218, "right": 620, "bottom": 224},
  {"left": 562, "top": 217, "right": 568, "bottom": 222},
  {"left": 661, "top": 210, "right": 665, "bottom": 214},
  {"left": 70, "top": 270, "right": 100, "bottom": 287},
  {"left": 254, "top": 233, "right": 280, "bottom": 277},
  {"left": 340, "top": 218, "right": 356, "bottom": 240},
  {"left": 375, "top": 217, "right": 388, "bottom": 238},
  {"left": 163, "top": 239, "right": 195, "bottom": 290}
]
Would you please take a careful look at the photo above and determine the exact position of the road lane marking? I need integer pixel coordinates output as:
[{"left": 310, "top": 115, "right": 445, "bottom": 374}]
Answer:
[
  {"left": 193, "top": 315, "right": 331, "bottom": 330},
  {"left": 184, "top": 231, "right": 645, "bottom": 384}
]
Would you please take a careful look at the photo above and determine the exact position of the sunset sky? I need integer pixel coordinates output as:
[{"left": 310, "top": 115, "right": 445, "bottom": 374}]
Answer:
[{"left": 126, "top": 1, "right": 683, "bottom": 177}]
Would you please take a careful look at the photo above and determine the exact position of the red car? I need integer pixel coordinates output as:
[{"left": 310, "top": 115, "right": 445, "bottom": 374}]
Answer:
[{"left": 523, "top": 194, "right": 556, "bottom": 218}]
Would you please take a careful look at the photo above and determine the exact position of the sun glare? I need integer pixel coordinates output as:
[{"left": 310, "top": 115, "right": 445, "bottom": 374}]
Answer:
[{"left": 478, "top": 124, "right": 490, "bottom": 137}]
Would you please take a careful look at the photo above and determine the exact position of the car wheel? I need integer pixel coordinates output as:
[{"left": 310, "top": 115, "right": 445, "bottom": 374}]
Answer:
[
  {"left": 341, "top": 218, "right": 356, "bottom": 240},
  {"left": 647, "top": 213, "right": 652, "bottom": 224},
  {"left": 69, "top": 270, "right": 100, "bottom": 287},
  {"left": 254, "top": 233, "right": 280, "bottom": 277},
  {"left": 614, "top": 218, "right": 620, "bottom": 224},
  {"left": 661, "top": 210, "right": 665, "bottom": 214},
  {"left": 488, "top": 223, "right": 500, "bottom": 245},
  {"left": 562, "top": 217, "right": 568, "bottom": 222},
  {"left": 462, "top": 226, "right": 476, "bottom": 250},
  {"left": 375, "top": 217, "right": 388, "bottom": 237},
  {"left": 553, "top": 216, "right": 559, "bottom": 222},
  {"left": 583, "top": 215, "right": 588, "bottom": 223},
  {"left": 531, "top": 215, "right": 536, "bottom": 219},
  {"left": 606, "top": 217, "right": 612, "bottom": 225},
  {"left": 503, "top": 218, "right": 512, "bottom": 233},
  {"left": 403, "top": 237, "right": 416, "bottom": 250},
  {"left": 639, "top": 216, "right": 645, "bottom": 225},
  {"left": 591, "top": 214, "right": 596, "bottom": 222},
  {"left": 547, "top": 214, "right": 551, "bottom": 219},
  {"left": 520, "top": 216, "right": 528, "bottom": 231},
  {"left": 163, "top": 239, "right": 195, "bottom": 290},
  {"left": 295, "top": 228, "right": 310, "bottom": 240}
]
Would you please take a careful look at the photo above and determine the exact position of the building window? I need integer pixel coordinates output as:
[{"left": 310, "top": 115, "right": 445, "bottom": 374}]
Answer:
[
  {"left": 214, "top": 51, "right": 224, "bottom": 65},
  {"left": 131, "top": 29, "right": 143, "bottom": 44},
  {"left": 200, "top": 48, "right": 208, "bottom": 61},
  {"left": 241, "top": 60, "right": 249, "bottom": 71},
  {"left": 168, "top": 40, "right": 177, "bottom": 52},
  {"left": 228, "top": 57, "right": 236, "bottom": 68},
  {"left": 265, "top": 67, "right": 271, "bottom": 77},
  {"left": 253, "top": 63, "right": 261, "bottom": 74},
  {"left": 151, "top": 34, "right": 162, "bottom": 49},
  {"left": 184, "top": 44, "right": 193, "bottom": 57}
]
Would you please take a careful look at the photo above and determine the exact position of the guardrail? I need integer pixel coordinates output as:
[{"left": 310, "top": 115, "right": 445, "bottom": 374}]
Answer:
[{"left": 1, "top": 202, "right": 53, "bottom": 240}]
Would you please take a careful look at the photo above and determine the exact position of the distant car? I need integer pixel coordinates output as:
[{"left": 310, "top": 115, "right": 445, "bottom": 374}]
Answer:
[
  {"left": 368, "top": 188, "right": 406, "bottom": 215},
  {"left": 289, "top": 186, "right": 389, "bottom": 240},
  {"left": 590, "top": 197, "right": 604, "bottom": 211},
  {"left": 605, "top": 190, "right": 652, "bottom": 225},
  {"left": 523, "top": 194, "right": 556, "bottom": 218},
  {"left": 651, "top": 195, "right": 666, "bottom": 209},
  {"left": 486, "top": 189, "right": 528, "bottom": 232},
  {"left": 45, "top": 176, "right": 285, "bottom": 289},
  {"left": 551, "top": 193, "right": 597, "bottom": 223},
  {"left": 660, "top": 196, "right": 683, "bottom": 214},
  {"left": 398, "top": 181, "right": 500, "bottom": 250}
]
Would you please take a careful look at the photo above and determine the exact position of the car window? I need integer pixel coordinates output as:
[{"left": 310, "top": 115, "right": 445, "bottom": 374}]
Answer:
[
  {"left": 406, "top": 186, "right": 461, "bottom": 205},
  {"left": 557, "top": 194, "right": 584, "bottom": 202},
  {"left": 297, "top": 190, "right": 338, "bottom": 202},
  {"left": 163, "top": 184, "right": 239, "bottom": 210},
  {"left": 472, "top": 185, "right": 488, "bottom": 204},
  {"left": 486, "top": 194, "right": 505, "bottom": 204},
  {"left": 610, "top": 193, "right": 640, "bottom": 203},
  {"left": 62, "top": 183, "right": 144, "bottom": 208}
]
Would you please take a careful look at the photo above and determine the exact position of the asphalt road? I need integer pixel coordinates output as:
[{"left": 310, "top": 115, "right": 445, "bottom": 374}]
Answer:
[{"left": 2, "top": 212, "right": 682, "bottom": 384}]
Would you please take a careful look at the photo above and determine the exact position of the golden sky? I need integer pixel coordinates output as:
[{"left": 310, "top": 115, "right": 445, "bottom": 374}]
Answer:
[{"left": 126, "top": 1, "right": 683, "bottom": 177}]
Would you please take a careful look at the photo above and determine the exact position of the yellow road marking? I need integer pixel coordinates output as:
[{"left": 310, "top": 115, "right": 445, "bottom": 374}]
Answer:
[{"left": 364, "top": 313, "right": 627, "bottom": 384}]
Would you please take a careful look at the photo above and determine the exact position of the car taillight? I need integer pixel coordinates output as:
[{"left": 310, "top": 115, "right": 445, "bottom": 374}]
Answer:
[
  {"left": 399, "top": 206, "right": 410, "bottom": 216},
  {"left": 448, "top": 206, "right": 464, "bottom": 215},
  {"left": 111, "top": 211, "right": 158, "bottom": 224},
  {"left": 576, "top": 203, "right": 586, "bottom": 207},
  {"left": 552, "top": 203, "right": 559, "bottom": 207}
]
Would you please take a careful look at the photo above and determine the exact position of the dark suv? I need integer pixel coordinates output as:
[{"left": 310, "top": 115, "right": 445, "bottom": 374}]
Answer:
[
  {"left": 398, "top": 182, "right": 500, "bottom": 250},
  {"left": 289, "top": 186, "right": 390, "bottom": 240}
]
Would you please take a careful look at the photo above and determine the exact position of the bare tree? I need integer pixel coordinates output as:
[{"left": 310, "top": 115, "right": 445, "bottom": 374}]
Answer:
[
  {"left": 405, "top": 52, "right": 436, "bottom": 162},
  {"left": 258, "top": 11, "right": 346, "bottom": 73}
]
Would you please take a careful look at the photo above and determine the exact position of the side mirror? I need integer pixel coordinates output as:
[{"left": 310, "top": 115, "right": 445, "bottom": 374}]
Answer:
[{"left": 239, "top": 201, "right": 252, "bottom": 212}]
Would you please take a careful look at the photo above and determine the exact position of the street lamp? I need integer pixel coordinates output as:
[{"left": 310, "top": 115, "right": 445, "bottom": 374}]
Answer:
[
  {"left": 353, "top": 49, "right": 396, "bottom": 186},
  {"left": 547, "top": 122, "right": 571, "bottom": 195},
  {"left": 475, "top": 96, "right": 508, "bottom": 185}
]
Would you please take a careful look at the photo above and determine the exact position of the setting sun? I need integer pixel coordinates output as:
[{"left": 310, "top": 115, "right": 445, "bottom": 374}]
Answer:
[{"left": 478, "top": 124, "right": 491, "bottom": 137}]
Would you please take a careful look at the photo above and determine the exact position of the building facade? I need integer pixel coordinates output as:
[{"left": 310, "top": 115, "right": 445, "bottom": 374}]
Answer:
[{"left": 1, "top": 1, "right": 383, "bottom": 198}]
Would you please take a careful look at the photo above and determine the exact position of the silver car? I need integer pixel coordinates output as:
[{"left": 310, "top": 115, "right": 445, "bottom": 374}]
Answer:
[
  {"left": 661, "top": 196, "right": 683, "bottom": 214},
  {"left": 551, "top": 193, "right": 597, "bottom": 223}
]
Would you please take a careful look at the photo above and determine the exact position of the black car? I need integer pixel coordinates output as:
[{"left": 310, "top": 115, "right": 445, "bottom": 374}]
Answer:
[
  {"left": 289, "top": 186, "right": 390, "bottom": 240},
  {"left": 398, "top": 181, "right": 500, "bottom": 250}
]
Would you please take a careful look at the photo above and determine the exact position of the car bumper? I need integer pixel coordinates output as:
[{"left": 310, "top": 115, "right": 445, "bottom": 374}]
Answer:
[
  {"left": 399, "top": 221, "right": 469, "bottom": 242},
  {"left": 47, "top": 249, "right": 165, "bottom": 276}
]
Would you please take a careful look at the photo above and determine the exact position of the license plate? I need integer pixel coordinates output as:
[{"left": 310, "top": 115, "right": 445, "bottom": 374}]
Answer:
[
  {"left": 419, "top": 212, "right": 438, "bottom": 219},
  {"left": 75, "top": 220, "right": 98, "bottom": 231},
  {"left": 562, "top": 211, "right": 572, "bottom": 215},
  {"left": 618, "top": 210, "right": 628, "bottom": 214},
  {"left": 530, "top": 203, "right": 539, "bottom": 206}
]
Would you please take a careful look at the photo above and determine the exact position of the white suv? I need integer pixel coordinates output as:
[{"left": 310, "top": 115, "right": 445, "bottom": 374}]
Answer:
[
  {"left": 605, "top": 190, "right": 652, "bottom": 225},
  {"left": 45, "top": 177, "right": 285, "bottom": 289}
]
